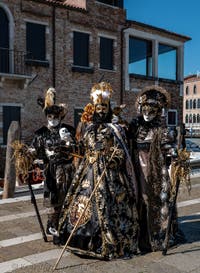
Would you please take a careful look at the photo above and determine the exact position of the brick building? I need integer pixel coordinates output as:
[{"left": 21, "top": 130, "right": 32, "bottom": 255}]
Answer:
[
  {"left": 183, "top": 74, "right": 200, "bottom": 136},
  {"left": 0, "top": 0, "right": 190, "bottom": 171}
]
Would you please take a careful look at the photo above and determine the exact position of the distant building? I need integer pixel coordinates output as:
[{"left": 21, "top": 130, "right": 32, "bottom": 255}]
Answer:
[
  {"left": 0, "top": 0, "right": 190, "bottom": 171},
  {"left": 183, "top": 74, "right": 200, "bottom": 136}
]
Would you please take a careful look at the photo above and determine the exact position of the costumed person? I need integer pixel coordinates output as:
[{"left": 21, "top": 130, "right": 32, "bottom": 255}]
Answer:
[
  {"left": 30, "top": 87, "right": 76, "bottom": 235},
  {"left": 56, "top": 82, "right": 138, "bottom": 260},
  {"left": 128, "top": 85, "right": 186, "bottom": 253}
]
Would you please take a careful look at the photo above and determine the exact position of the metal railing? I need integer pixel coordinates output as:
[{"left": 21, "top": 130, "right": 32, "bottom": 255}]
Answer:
[{"left": 0, "top": 47, "right": 32, "bottom": 76}]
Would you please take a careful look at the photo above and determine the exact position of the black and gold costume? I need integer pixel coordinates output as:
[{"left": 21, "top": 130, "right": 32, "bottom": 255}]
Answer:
[
  {"left": 57, "top": 82, "right": 138, "bottom": 259},
  {"left": 30, "top": 88, "right": 76, "bottom": 233},
  {"left": 129, "top": 85, "right": 183, "bottom": 252}
]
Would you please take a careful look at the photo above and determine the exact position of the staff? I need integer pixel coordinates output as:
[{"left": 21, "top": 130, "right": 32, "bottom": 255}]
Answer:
[
  {"left": 27, "top": 172, "right": 47, "bottom": 242},
  {"left": 53, "top": 147, "right": 118, "bottom": 271}
]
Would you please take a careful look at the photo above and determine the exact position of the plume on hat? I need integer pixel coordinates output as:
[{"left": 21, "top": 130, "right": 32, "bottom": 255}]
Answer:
[
  {"left": 90, "top": 82, "right": 113, "bottom": 105},
  {"left": 37, "top": 87, "right": 67, "bottom": 119},
  {"left": 44, "top": 87, "right": 56, "bottom": 109}
]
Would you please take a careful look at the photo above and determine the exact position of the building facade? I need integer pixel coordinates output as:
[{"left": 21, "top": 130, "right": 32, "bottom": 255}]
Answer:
[
  {"left": 0, "top": 0, "right": 190, "bottom": 173},
  {"left": 183, "top": 74, "right": 200, "bottom": 136}
]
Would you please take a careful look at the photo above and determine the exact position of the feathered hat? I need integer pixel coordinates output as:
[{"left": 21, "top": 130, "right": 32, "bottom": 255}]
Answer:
[
  {"left": 90, "top": 82, "right": 113, "bottom": 105},
  {"left": 136, "top": 85, "right": 171, "bottom": 113},
  {"left": 37, "top": 87, "right": 67, "bottom": 120}
]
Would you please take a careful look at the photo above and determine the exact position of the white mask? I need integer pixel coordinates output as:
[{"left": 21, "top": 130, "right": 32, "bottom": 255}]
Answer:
[
  {"left": 48, "top": 119, "right": 60, "bottom": 128},
  {"left": 143, "top": 112, "right": 157, "bottom": 122}
]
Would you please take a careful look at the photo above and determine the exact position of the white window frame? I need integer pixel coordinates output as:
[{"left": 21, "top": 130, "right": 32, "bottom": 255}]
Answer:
[{"left": 124, "top": 28, "right": 184, "bottom": 92}]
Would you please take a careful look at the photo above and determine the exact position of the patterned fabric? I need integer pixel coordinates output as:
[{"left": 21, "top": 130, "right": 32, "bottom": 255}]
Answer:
[
  {"left": 130, "top": 117, "right": 178, "bottom": 252},
  {"left": 58, "top": 123, "right": 138, "bottom": 259},
  {"left": 31, "top": 123, "right": 76, "bottom": 228}
]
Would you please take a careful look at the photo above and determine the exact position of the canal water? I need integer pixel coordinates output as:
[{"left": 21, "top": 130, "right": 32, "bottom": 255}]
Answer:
[{"left": 186, "top": 138, "right": 200, "bottom": 146}]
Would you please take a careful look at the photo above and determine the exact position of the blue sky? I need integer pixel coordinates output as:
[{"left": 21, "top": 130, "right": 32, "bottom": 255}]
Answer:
[{"left": 124, "top": 0, "right": 199, "bottom": 77}]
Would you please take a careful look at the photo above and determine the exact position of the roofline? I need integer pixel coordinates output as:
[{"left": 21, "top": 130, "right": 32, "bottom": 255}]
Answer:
[
  {"left": 31, "top": 0, "right": 87, "bottom": 11},
  {"left": 126, "top": 19, "right": 191, "bottom": 42},
  {"left": 184, "top": 74, "right": 199, "bottom": 80}
]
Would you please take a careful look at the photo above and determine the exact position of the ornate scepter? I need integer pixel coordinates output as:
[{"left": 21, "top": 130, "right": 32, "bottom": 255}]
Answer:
[
  {"left": 53, "top": 147, "right": 118, "bottom": 271},
  {"left": 162, "top": 148, "right": 190, "bottom": 255}
]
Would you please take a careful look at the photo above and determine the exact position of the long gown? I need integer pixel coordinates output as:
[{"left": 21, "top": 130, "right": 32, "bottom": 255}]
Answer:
[
  {"left": 130, "top": 117, "right": 182, "bottom": 252},
  {"left": 57, "top": 122, "right": 138, "bottom": 259}
]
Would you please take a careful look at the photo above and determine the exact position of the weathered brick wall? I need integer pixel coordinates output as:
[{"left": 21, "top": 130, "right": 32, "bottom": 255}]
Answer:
[
  {"left": 0, "top": 0, "right": 126, "bottom": 144},
  {"left": 0, "top": 0, "right": 185, "bottom": 172}
]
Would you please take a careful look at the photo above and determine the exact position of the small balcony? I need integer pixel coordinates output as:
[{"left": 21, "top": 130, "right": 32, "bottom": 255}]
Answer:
[{"left": 0, "top": 47, "right": 33, "bottom": 88}]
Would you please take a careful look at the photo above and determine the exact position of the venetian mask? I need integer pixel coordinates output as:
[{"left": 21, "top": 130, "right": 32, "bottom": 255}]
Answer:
[
  {"left": 142, "top": 102, "right": 159, "bottom": 122},
  {"left": 95, "top": 103, "right": 109, "bottom": 117}
]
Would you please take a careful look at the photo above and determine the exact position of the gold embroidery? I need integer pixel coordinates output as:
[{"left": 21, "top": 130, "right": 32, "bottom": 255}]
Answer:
[{"left": 69, "top": 195, "right": 92, "bottom": 227}]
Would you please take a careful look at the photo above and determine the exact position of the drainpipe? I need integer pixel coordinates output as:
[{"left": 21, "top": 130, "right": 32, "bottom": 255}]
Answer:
[
  {"left": 120, "top": 25, "right": 130, "bottom": 104},
  {"left": 52, "top": 5, "right": 56, "bottom": 87}
]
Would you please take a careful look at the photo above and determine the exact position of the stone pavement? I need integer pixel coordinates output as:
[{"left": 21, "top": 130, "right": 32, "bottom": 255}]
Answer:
[{"left": 0, "top": 176, "right": 200, "bottom": 273}]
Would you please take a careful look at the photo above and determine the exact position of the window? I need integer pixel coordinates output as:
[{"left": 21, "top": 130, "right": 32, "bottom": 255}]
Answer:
[
  {"left": 185, "top": 114, "right": 188, "bottom": 123},
  {"left": 185, "top": 100, "right": 189, "bottom": 109},
  {"left": 189, "top": 114, "right": 192, "bottom": 123},
  {"left": 125, "top": 28, "right": 184, "bottom": 91},
  {"left": 158, "top": 43, "right": 177, "bottom": 80},
  {"left": 193, "top": 114, "right": 196, "bottom": 123},
  {"left": 0, "top": 7, "right": 9, "bottom": 73},
  {"left": 190, "top": 99, "right": 192, "bottom": 109},
  {"left": 167, "top": 109, "right": 177, "bottom": 126},
  {"left": 100, "top": 37, "right": 113, "bottom": 70},
  {"left": 97, "top": 0, "right": 123, "bottom": 8},
  {"left": 129, "top": 37, "right": 152, "bottom": 76},
  {"left": 198, "top": 99, "right": 200, "bottom": 108},
  {"left": 73, "top": 31, "right": 89, "bottom": 67},
  {"left": 186, "top": 86, "right": 189, "bottom": 95},
  {"left": 197, "top": 114, "right": 200, "bottom": 123},
  {"left": 193, "top": 85, "right": 197, "bottom": 94},
  {"left": 193, "top": 99, "right": 196, "bottom": 109},
  {"left": 26, "top": 22, "right": 46, "bottom": 61}
]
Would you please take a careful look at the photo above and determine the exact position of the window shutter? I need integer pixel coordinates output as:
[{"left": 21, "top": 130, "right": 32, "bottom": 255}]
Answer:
[
  {"left": 100, "top": 37, "right": 113, "bottom": 70},
  {"left": 26, "top": 22, "right": 46, "bottom": 60},
  {"left": 73, "top": 32, "right": 89, "bottom": 67},
  {"left": 0, "top": 8, "right": 9, "bottom": 73}
]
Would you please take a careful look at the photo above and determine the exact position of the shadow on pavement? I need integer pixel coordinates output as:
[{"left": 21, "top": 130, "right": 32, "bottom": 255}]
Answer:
[{"left": 179, "top": 215, "right": 200, "bottom": 243}]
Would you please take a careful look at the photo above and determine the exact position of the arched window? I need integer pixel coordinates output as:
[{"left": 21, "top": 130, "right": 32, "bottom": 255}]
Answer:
[
  {"left": 0, "top": 3, "right": 14, "bottom": 74},
  {"left": 193, "top": 99, "right": 196, "bottom": 109},
  {"left": 193, "top": 85, "right": 197, "bottom": 94},
  {"left": 197, "top": 114, "right": 200, "bottom": 123},
  {"left": 185, "top": 114, "right": 188, "bottom": 123},
  {"left": 198, "top": 99, "right": 200, "bottom": 108},
  {"left": 185, "top": 100, "right": 189, "bottom": 109},
  {"left": 0, "top": 7, "right": 9, "bottom": 73},
  {"left": 189, "top": 114, "right": 192, "bottom": 123},
  {"left": 193, "top": 114, "right": 196, "bottom": 123},
  {"left": 186, "top": 86, "right": 189, "bottom": 95},
  {"left": 190, "top": 99, "right": 192, "bottom": 109}
]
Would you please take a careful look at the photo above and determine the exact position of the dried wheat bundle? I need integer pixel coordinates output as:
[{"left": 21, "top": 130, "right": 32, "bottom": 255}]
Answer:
[
  {"left": 170, "top": 149, "right": 191, "bottom": 196},
  {"left": 11, "top": 141, "right": 35, "bottom": 183}
]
